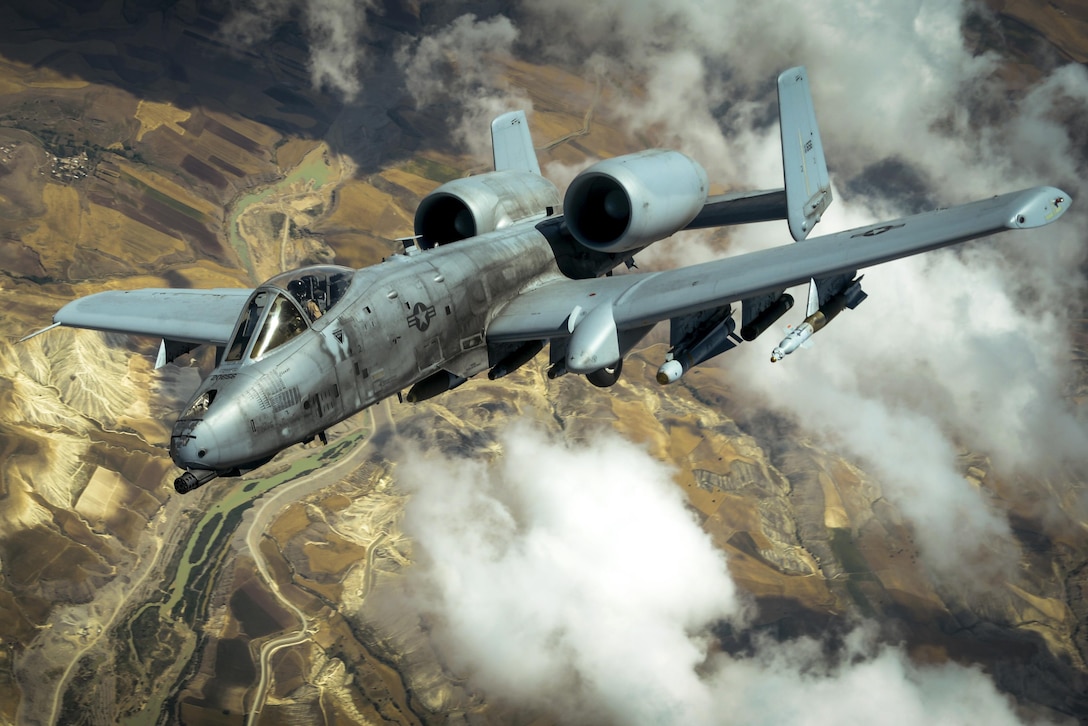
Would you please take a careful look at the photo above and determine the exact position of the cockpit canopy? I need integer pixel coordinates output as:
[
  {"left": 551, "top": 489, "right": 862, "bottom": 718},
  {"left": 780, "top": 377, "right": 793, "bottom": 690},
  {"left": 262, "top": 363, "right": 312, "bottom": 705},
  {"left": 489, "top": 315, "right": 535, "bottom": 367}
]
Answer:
[{"left": 225, "top": 265, "right": 355, "bottom": 363}]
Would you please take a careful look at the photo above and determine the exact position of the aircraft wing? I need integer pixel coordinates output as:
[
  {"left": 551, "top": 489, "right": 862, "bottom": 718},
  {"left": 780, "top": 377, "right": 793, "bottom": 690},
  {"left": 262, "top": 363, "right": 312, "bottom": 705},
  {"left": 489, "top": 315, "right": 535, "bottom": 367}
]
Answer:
[
  {"left": 45, "top": 287, "right": 253, "bottom": 345},
  {"left": 487, "top": 186, "right": 1069, "bottom": 347}
]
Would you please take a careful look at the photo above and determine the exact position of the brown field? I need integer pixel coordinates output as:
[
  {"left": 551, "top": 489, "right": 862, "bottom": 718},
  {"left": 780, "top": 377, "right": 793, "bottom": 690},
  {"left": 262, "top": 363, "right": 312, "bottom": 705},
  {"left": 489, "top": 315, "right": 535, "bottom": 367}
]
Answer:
[
  {"left": 320, "top": 493, "right": 352, "bottom": 512},
  {"left": 0, "top": 240, "right": 47, "bottom": 278},
  {"left": 82, "top": 161, "right": 226, "bottom": 266},
  {"left": 134, "top": 99, "right": 189, "bottom": 142},
  {"left": 1, "top": 525, "right": 110, "bottom": 591},
  {"left": 268, "top": 501, "right": 311, "bottom": 543},
  {"left": 229, "top": 577, "right": 294, "bottom": 640},
  {"left": 116, "top": 161, "right": 221, "bottom": 217},
  {"left": 319, "top": 229, "right": 396, "bottom": 270},
  {"left": 320, "top": 179, "right": 414, "bottom": 239},
  {"left": 274, "top": 137, "right": 320, "bottom": 171},
  {"left": 202, "top": 117, "right": 264, "bottom": 156},
  {"left": 17, "top": 184, "right": 81, "bottom": 273},
  {"left": 270, "top": 647, "right": 308, "bottom": 697},
  {"left": 129, "top": 105, "right": 288, "bottom": 210},
  {"left": 302, "top": 532, "right": 367, "bottom": 579},
  {"left": 209, "top": 155, "right": 245, "bottom": 178},
  {"left": 996, "top": 0, "right": 1088, "bottom": 62},
  {"left": 180, "top": 154, "right": 228, "bottom": 188},
  {"left": 0, "top": 132, "right": 48, "bottom": 221}
]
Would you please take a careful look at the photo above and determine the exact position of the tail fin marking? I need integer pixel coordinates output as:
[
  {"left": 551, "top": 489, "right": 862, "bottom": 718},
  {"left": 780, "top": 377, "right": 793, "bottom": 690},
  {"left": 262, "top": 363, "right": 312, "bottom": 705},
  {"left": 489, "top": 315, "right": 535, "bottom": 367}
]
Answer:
[{"left": 778, "top": 66, "right": 832, "bottom": 241}]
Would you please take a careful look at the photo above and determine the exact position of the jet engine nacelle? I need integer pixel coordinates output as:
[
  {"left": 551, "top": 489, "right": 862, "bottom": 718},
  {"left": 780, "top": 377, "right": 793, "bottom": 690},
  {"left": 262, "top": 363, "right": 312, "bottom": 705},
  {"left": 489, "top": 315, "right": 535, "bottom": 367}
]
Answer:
[
  {"left": 415, "top": 170, "right": 560, "bottom": 248},
  {"left": 563, "top": 150, "right": 709, "bottom": 253}
]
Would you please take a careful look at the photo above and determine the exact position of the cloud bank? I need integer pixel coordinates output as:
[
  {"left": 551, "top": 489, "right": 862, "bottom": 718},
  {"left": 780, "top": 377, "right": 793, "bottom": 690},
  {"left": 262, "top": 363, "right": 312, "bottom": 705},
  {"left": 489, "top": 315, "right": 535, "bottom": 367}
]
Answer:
[{"left": 392, "top": 426, "right": 1027, "bottom": 725}]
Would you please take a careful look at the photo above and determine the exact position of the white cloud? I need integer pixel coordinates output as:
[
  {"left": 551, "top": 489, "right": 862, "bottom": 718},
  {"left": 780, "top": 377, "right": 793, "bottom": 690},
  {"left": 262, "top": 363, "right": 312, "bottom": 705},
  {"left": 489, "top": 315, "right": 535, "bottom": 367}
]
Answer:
[
  {"left": 222, "top": 0, "right": 370, "bottom": 99},
  {"left": 387, "top": 425, "right": 1029, "bottom": 726},
  {"left": 395, "top": 424, "right": 741, "bottom": 722},
  {"left": 303, "top": 0, "right": 372, "bottom": 99},
  {"left": 708, "top": 628, "right": 1025, "bottom": 726},
  {"left": 396, "top": 13, "right": 530, "bottom": 160}
]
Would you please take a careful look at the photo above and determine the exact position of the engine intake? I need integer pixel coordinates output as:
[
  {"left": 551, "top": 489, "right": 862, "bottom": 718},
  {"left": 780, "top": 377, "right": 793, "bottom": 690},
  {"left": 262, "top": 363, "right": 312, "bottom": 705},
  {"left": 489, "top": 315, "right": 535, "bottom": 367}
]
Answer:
[
  {"left": 415, "top": 170, "right": 559, "bottom": 248},
  {"left": 563, "top": 150, "right": 708, "bottom": 253}
]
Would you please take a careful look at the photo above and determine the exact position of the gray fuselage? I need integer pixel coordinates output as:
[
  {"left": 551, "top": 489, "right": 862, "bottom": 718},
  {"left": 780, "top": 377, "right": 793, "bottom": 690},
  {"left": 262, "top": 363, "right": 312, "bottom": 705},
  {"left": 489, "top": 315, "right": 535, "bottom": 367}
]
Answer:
[{"left": 169, "top": 221, "right": 562, "bottom": 476}]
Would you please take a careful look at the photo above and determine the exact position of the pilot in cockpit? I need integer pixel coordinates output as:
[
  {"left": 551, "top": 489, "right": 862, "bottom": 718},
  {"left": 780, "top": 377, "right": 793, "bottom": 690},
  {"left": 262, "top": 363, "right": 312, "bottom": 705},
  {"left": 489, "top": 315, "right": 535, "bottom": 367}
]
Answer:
[{"left": 289, "top": 278, "right": 324, "bottom": 321}]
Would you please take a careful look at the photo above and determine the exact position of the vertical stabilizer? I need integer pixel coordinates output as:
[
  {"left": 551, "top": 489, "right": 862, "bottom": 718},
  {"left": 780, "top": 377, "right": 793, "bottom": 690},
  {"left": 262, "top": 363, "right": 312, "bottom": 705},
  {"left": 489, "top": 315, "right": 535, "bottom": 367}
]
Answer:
[
  {"left": 778, "top": 66, "right": 832, "bottom": 240},
  {"left": 491, "top": 111, "right": 541, "bottom": 175}
]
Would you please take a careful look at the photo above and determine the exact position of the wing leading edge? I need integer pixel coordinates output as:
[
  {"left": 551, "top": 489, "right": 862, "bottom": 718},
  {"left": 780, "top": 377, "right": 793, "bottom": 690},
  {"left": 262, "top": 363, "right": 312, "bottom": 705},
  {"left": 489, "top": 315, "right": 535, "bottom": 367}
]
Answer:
[
  {"left": 488, "top": 186, "right": 1070, "bottom": 347},
  {"left": 48, "top": 287, "right": 253, "bottom": 345}
]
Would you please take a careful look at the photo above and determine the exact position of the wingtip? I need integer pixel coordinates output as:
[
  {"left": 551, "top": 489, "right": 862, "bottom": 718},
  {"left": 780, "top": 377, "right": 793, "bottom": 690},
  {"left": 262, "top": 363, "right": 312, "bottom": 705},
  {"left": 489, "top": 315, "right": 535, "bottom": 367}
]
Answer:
[{"left": 1008, "top": 186, "right": 1071, "bottom": 229}]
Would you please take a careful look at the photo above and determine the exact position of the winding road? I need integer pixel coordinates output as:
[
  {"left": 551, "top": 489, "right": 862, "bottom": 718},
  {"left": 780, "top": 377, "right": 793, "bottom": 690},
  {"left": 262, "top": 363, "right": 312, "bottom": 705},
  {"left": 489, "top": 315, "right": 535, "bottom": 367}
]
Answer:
[{"left": 245, "top": 399, "right": 395, "bottom": 725}]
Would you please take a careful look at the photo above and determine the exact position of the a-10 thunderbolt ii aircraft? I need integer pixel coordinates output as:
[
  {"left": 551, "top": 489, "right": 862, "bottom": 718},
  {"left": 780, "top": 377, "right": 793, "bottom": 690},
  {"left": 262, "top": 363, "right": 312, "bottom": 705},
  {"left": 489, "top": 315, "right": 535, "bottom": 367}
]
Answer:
[{"left": 26, "top": 67, "right": 1070, "bottom": 494}]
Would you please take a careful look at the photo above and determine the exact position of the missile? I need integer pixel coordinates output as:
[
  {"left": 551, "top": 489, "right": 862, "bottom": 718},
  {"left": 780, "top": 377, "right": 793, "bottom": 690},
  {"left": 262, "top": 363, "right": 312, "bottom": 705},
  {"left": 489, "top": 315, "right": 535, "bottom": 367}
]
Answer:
[
  {"left": 657, "top": 315, "right": 741, "bottom": 384},
  {"left": 770, "top": 282, "right": 860, "bottom": 362},
  {"left": 657, "top": 358, "right": 685, "bottom": 384},
  {"left": 770, "top": 322, "right": 814, "bottom": 362}
]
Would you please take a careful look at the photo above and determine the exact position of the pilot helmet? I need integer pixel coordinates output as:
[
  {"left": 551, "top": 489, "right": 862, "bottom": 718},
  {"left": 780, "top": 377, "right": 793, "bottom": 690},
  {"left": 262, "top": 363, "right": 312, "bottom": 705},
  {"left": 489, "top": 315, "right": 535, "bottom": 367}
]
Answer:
[{"left": 288, "top": 279, "right": 307, "bottom": 298}]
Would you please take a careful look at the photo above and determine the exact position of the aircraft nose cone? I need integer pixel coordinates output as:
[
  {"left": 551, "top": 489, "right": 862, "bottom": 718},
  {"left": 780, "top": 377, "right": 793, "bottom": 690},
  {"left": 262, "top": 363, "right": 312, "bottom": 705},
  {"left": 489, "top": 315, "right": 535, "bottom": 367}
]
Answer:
[{"left": 170, "top": 418, "right": 222, "bottom": 471}]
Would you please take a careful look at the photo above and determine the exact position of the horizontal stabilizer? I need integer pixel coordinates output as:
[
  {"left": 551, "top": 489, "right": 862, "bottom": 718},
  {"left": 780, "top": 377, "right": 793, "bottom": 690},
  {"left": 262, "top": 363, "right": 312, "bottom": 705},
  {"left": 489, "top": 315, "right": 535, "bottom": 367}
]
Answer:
[
  {"left": 778, "top": 66, "right": 832, "bottom": 240},
  {"left": 684, "top": 189, "right": 787, "bottom": 230}
]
